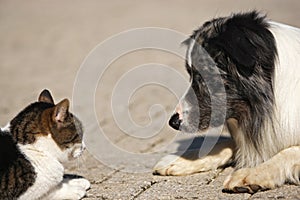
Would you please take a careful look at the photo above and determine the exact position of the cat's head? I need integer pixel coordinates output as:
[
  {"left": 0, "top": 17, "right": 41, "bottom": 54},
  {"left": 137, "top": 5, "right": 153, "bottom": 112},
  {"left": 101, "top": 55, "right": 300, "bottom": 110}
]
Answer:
[{"left": 10, "top": 89, "right": 85, "bottom": 163}]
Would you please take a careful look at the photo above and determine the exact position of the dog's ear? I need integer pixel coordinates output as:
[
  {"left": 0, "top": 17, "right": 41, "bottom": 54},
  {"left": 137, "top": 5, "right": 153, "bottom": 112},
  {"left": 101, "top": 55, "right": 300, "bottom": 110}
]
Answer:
[
  {"left": 210, "top": 12, "right": 273, "bottom": 77},
  {"left": 212, "top": 27, "right": 256, "bottom": 76}
]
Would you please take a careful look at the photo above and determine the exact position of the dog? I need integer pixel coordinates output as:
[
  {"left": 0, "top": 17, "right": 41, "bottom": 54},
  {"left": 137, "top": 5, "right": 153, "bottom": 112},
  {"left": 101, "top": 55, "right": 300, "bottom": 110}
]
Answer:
[{"left": 153, "top": 11, "right": 300, "bottom": 193}]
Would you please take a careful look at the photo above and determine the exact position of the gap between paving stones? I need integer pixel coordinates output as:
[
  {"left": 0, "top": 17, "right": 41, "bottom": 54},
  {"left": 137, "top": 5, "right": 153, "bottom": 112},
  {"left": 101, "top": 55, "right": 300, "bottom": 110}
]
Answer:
[
  {"left": 131, "top": 180, "right": 160, "bottom": 200},
  {"left": 91, "top": 168, "right": 124, "bottom": 185}
]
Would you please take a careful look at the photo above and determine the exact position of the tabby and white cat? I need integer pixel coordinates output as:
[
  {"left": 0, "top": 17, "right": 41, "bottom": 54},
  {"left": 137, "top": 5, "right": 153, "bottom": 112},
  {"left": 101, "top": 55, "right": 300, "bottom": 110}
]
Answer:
[{"left": 0, "top": 89, "right": 90, "bottom": 200}]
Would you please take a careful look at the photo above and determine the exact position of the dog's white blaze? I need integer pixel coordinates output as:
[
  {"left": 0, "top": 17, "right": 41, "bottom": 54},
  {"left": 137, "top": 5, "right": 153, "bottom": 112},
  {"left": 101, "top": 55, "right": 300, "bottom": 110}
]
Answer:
[
  {"left": 177, "top": 39, "right": 196, "bottom": 123},
  {"left": 187, "top": 38, "right": 196, "bottom": 67}
]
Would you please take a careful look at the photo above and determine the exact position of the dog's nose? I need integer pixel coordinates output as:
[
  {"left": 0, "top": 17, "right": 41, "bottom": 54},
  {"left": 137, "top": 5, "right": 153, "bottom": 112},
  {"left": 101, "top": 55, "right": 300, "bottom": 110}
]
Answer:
[{"left": 169, "top": 113, "right": 182, "bottom": 130}]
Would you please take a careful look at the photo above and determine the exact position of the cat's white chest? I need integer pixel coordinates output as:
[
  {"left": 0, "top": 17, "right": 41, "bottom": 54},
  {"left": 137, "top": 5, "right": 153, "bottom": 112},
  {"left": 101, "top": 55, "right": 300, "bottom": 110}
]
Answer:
[
  {"left": 17, "top": 135, "right": 90, "bottom": 200},
  {"left": 18, "top": 141, "right": 64, "bottom": 200}
]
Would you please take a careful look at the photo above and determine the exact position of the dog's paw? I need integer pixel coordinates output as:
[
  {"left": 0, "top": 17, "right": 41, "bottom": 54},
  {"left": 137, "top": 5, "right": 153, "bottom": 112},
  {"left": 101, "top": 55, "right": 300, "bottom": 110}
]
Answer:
[
  {"left": 153, "top": 154, "right": 197, "bottom": 176},
  {"left": 223, "top": 167, "right": 278, "bottom": 194},
  {"left": 153, "top": 144, "right": 233, "bottom": 176},
  {"left": 153, "top": 152, "right": 220, "bottom": 176}
]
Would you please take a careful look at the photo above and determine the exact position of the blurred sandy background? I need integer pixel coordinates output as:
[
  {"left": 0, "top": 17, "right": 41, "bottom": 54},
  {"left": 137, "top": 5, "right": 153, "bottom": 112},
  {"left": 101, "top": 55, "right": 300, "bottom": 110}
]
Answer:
[
  {"left": 1, "top": 1, "right": 300, "bottom": 199},
  {"left": 1, "top": 0, "right": 300, "bottom": 124}
]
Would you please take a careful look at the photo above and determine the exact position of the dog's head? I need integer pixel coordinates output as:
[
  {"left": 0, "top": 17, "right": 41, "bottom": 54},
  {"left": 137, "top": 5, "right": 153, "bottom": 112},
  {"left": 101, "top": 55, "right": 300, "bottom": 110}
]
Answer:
[{"left": 169, "top": 11, "right": 277, "bottom": 134}]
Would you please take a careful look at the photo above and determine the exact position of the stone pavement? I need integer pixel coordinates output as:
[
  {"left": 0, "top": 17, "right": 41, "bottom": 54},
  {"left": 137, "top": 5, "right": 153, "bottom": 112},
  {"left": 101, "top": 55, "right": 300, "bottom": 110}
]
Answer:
[
  {"left": 66, "top": 143, "right": 300, "bottom": 200},
  {"left": 1, "top": 0, "right": 299, "bottom": 199}
]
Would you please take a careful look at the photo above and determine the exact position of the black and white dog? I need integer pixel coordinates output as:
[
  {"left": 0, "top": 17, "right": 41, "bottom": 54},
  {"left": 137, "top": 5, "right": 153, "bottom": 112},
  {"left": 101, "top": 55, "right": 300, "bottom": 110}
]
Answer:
[{"left": 154, "top": 11, "right": 300, "bottom": 193}]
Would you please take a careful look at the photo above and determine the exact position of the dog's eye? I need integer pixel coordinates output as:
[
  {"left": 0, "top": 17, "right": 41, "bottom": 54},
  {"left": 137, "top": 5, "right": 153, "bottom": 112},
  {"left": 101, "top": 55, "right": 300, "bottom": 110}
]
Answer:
[{"left": 193, "top": 73, "right": 203, "bottom": 82}]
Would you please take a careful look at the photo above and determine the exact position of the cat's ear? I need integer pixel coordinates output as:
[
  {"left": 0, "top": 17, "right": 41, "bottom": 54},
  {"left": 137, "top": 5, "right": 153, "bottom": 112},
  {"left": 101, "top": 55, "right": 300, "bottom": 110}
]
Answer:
[
  {"left": 53, "top": 99, "right": 69, "bottom": 123},
  {"left": 38, "top": 89, "right": 54, "bottom": 104}
]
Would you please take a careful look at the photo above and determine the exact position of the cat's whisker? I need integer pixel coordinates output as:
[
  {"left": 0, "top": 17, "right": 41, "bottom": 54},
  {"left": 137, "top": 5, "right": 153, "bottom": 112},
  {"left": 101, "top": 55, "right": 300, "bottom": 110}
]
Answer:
[
  {"left": 76, "top": 157, "right": 82, "bottom": 171},
  {"left": 75, "top": 154, "right": 86, "bottom": 172}
]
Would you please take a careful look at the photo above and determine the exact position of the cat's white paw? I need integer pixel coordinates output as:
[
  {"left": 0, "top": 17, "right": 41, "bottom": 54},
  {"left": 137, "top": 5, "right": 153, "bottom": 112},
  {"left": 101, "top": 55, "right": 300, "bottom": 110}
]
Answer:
[
  {"left": 45, "top": 178, "right": 90, "bottom": 200},
  {"left": 62, "top": 184, "right": 87, "bottom": 200},
  {"left": 68, "top": 178, "right": 91, "bottom": 191}
]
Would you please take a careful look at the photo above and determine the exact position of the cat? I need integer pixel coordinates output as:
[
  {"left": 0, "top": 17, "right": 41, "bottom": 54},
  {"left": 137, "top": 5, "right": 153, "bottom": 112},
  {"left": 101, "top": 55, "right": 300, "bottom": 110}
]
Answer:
[{"left": 0, "top": 89, "right": 90, "bottom": 200}]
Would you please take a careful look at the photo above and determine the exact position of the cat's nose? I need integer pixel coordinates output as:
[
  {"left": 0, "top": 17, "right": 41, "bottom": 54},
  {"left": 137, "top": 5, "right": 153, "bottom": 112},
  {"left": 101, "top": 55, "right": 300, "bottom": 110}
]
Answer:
[{"left": 169, "top": 113, "right": 182, "bottom": 130}]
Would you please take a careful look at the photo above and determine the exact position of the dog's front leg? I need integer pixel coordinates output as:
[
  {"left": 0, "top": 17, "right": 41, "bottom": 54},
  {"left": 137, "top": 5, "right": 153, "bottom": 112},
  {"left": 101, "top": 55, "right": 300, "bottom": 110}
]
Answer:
[
  {"left": 153, "top": 140, "right": 235, "bottom": 176},
  {"left": 223, "top": 146, "right": 300, "bottom": 193}
]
